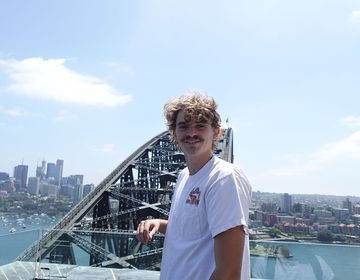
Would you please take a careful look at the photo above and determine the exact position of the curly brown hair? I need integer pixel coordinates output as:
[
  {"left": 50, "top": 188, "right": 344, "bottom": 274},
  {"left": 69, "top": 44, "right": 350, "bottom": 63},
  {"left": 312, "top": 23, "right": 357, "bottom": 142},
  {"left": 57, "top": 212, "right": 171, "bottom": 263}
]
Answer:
[{"left": 164, "top": 91, "right": 221, "bottom": 150}]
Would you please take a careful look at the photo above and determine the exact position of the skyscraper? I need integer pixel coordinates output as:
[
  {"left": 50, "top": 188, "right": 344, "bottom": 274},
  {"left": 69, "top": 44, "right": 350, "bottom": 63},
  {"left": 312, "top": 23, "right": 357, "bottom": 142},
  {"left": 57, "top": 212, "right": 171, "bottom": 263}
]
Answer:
[
  {"left": 66, "top": 175, "right": 84, "bottom": 186},
  {"left": 63, "top": 175, "right": 84, "bottom": 203},
  {"left": 28, "top": 177, "right": 40, "bottom": 195},
  {"left": 46, "top": 163, "right": 57, "bottom": 179},
  {"left": 36, "top": 166, "right": 42, "bottom": 179},
  {"left": 13, "top": 164, "right": 28, "bottom": 191},
  {"left": 73, "top": 183, "right": 84, "bottom": 204},
  {"left": 36, "top": 160, "right": 46, "bottom": 180},
  {"left": 281, "top": 193, "right": 293, "bottom": 214},
  {"left": 83, "top": 184, "right": 95, "bottom": 198},
  {"left": 55, "top": 159, "right": 64, "bottom": 186},
  {"left": 342, "top": 198, "right": 353, "bottom": 215}
]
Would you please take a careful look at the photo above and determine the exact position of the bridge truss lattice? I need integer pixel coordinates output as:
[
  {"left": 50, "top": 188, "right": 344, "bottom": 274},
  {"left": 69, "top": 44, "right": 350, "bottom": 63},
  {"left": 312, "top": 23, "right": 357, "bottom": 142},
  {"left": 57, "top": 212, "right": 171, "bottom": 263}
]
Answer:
[{"left": 17, "top": 128, "right": 233, "bottom": 269}]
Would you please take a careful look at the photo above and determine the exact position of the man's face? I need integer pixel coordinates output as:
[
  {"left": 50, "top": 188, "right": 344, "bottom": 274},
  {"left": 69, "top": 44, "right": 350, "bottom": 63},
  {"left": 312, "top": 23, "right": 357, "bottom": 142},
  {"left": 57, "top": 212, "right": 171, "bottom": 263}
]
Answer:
[{"left": 173, "top": 110, "right": 219, "bottom": 159}]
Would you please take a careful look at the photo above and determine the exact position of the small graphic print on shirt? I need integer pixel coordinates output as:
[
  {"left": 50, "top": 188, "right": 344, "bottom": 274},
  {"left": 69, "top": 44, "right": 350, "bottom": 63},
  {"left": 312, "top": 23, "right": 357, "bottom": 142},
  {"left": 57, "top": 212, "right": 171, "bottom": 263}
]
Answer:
[{"left": 186, "top": 187, "right": 201, "bottom": 205}]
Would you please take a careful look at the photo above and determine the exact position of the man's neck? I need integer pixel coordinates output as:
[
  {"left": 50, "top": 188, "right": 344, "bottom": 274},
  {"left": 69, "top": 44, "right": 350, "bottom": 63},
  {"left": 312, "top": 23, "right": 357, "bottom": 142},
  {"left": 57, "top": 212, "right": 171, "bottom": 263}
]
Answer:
[{"left": 186, "top": 153, "right": 213, "bottom": 175}]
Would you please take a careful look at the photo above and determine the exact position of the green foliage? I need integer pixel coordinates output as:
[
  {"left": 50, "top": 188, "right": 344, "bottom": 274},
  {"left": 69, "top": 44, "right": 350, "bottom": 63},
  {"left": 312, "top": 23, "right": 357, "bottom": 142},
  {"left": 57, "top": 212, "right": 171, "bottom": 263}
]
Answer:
[
  {"left": 317, "top": 230, "right": 334, "bottom": 242},
  {"left": 0, "top": 192, "right": 72, "bottom": 216},
  {"left": 269, "top": 227, "right": 282, "bottom": 238}
]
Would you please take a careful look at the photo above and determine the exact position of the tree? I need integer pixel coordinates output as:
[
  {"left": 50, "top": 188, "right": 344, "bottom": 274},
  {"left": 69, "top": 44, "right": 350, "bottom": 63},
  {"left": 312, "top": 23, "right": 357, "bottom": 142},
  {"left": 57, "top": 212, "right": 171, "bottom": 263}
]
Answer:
[
  {"left": 317, "top": 230, "right": 334, "bottom": 242},
  {"left": 269, "top": 227, "right": 282, "bottom": 238}
]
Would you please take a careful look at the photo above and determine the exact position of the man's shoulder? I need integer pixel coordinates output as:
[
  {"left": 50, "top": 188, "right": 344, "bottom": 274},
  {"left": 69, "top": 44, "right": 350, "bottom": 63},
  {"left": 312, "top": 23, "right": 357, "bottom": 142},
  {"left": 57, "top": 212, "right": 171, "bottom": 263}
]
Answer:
[
  {"left": 179, "top": 167, "right": 189, "bottom": 177},
  {"left": 211, "top": 157, "right": 251, "bottom": 189},
  {"left": 212, "top": 157, "right": 242, "bottom": 176}
]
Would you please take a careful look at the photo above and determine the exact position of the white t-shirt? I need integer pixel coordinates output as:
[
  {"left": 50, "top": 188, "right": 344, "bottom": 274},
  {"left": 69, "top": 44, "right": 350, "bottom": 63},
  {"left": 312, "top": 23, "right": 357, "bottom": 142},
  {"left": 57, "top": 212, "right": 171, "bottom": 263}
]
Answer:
[{"left": 160, "top": 156, "right": 252, "bottom": 280}]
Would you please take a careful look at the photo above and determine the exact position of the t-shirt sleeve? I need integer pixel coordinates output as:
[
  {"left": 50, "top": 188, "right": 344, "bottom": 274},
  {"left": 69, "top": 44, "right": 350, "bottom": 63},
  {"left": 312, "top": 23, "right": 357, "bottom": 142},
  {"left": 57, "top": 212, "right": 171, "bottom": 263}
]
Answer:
[{"left": 205, "top": 168, "right": 252, "bottom": 238}]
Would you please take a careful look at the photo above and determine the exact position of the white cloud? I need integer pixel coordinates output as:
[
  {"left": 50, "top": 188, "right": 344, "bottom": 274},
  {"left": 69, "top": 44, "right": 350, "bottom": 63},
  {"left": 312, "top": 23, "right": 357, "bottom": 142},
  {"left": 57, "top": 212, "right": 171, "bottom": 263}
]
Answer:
[
  {"left": 91, "top": 144, "right": 118, "bottom": 153},
  {"left": 262, "top": 131, "right": 360, "bottom": 177},
  {"left": 0, "top": 106, "right": 76, "bottom": 122},
  {"left": 52, "top": 110, "right": 75, "bottom": 122},
  {"left": 0, "top": 106, "right": 30, "bottom": 117},
  {"left": 314, "top": 131, "right": 360, "bottom": 161},
  {"left": 347, "top": 10, "right": 360, "bottom": 24},
  {"left": 340, "top": 116, "right": 360, "bottom": 127},
  {"left": 0, "top": 57, "right": 131, "bottom": 107}
]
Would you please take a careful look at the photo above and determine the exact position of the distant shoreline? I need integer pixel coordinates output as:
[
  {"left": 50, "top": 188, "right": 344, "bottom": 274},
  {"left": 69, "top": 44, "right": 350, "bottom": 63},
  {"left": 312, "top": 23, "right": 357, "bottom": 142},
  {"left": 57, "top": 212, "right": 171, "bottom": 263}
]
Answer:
[{"left": 252, "top": 237, "right": 360, "bottom": 247}]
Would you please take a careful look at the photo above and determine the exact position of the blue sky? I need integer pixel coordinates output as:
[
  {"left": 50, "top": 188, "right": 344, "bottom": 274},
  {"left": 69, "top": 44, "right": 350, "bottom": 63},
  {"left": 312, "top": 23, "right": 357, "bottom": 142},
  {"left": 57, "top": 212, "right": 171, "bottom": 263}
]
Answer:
[{"left": 1, "top": 0, "right": 359, "bottom": 196}]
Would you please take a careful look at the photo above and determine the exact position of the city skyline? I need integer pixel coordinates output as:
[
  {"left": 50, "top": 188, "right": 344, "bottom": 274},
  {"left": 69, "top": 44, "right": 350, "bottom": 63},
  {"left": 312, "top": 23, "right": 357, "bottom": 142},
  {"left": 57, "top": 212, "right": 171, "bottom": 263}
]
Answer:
[
  {"left": 1, "top": 159, "right": 88, "bottom": 185},
  {"left": 1, "top": 1, "right": 360, "bottom": 196}
]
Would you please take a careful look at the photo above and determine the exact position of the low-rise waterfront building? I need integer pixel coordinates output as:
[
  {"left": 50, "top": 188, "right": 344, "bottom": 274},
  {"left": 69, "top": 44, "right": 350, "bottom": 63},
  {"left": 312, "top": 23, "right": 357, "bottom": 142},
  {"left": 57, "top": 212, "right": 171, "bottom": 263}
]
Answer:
[
  {"left": 281, "top": 222, "right": 310, "bottom": 234},
  {"left": 277, "top": 215, "right": 295, "bottom": 225}
]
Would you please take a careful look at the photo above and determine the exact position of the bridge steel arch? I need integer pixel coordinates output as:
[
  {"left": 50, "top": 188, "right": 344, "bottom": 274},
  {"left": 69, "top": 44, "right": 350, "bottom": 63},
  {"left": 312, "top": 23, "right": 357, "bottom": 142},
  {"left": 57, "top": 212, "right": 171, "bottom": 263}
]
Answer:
[{"left": 17, "top": 128, "right": 234, "bottom": 269}]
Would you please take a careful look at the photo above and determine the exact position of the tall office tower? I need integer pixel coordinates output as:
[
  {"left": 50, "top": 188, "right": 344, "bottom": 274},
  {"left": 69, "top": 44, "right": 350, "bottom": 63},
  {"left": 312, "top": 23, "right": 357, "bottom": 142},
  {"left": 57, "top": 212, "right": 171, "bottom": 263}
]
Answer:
[
  {"left": 281, "top": 193, "right": 293, "bottom": 214},
  {"left": 342, "top": 198, "right": 353, "bottom": 215},
  {"left": 73, "top": 183, "right": 84, "bottom": 204},
  {"left": 354, "top": 204, "right": 360, "bottom": 215},
  {"left": 46, "top": 162, "right": 57, "bottom": 179},
  {"left": 13, "top": 164, "right": 28, "bottom": 191},
  {"left": 55, "top": 159, "right": 64, "bottom": 186},
  {"left": 261, "top": 202, "right": 278, "bottom": 214},
  {"left": 28, "top": 177, "right": 40, "bottom": 195},
  {"left": 59, "top": 184, "right": 74, "bottom": 199},
  {"left": 36, "top": 166, "right": 42, "bottom": 178},
  {"left": 36, "top": 160, "right": 46, "bottom": 180},
  {"left": 63, "top": 175, "right": 84, "bottom": 204},
  {"left": 41, "top": 160, "right": 46, "bottom": 179},
  {"left": 83, "top": 184, "right": 95, "bottom": 198},
  {"left": 40, "top": 182, "right": 58, "bottom": 197},
  {"left": 66, "top": 175, "right": 84, "bottom": 186}
]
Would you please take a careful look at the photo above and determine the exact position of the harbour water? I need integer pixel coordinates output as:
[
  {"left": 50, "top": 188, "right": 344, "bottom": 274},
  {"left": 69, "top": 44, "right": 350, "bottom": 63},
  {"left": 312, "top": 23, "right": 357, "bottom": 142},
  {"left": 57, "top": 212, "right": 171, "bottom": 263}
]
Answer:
[
  {"left": 0, "top": 213, "right": 58, "bottom": 236},
  {"left": 0, "top": 229, "right": 40, "bottom": 265},
  {"left": 0, "top": 214, "right": 58, "bottom": 265},
  {"left": 251, "top": 241, "right": 360, "bottom": 280},
  {"left": 1, "top": 217, "right": 359, "bottom": 279}
]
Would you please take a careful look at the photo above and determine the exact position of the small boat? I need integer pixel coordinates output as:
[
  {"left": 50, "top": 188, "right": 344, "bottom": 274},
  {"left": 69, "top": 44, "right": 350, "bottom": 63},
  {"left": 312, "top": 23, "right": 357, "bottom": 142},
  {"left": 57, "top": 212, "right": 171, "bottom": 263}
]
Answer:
[{"left": 9, "top": 228, "right": 16, "bottom": 233}]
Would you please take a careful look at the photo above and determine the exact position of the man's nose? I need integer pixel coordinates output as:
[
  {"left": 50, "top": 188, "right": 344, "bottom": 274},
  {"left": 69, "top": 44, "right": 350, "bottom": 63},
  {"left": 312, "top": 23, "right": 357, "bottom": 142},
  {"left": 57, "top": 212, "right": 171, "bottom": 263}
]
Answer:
[{"left": 187, "top": 125, "right": 198, "bottom": 136}]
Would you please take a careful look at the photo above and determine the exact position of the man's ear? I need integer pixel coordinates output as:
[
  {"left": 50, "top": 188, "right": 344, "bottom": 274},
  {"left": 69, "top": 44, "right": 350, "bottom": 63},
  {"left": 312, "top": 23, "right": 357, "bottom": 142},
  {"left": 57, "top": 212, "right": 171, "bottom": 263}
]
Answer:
[
  {"left": 171, "top": 129, "right": 177, "bottom": 141},
  {"left": 214, "top": 127, "right": 220, "bottom": 139}
]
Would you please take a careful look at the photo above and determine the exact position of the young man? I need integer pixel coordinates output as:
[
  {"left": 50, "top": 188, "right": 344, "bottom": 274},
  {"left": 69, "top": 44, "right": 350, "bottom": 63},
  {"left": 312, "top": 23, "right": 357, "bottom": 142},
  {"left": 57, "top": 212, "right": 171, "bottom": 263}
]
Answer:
[{"left": 137, "top": 92, "right": 252, "bottom": 280}]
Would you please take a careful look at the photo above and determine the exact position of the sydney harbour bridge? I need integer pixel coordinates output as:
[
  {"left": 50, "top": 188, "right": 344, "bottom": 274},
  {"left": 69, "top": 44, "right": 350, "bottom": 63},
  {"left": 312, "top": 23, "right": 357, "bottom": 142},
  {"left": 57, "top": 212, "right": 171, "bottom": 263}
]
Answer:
[{"left": 16, "top": 128, "right": 234, "bottom": 270}]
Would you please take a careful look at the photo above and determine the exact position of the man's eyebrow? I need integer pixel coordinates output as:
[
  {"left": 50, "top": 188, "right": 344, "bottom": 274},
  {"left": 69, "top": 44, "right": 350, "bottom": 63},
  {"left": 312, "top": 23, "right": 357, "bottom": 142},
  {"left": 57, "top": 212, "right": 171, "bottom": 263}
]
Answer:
[{"left": 176, "top": 121, "right": 208, "bottom": 125}]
